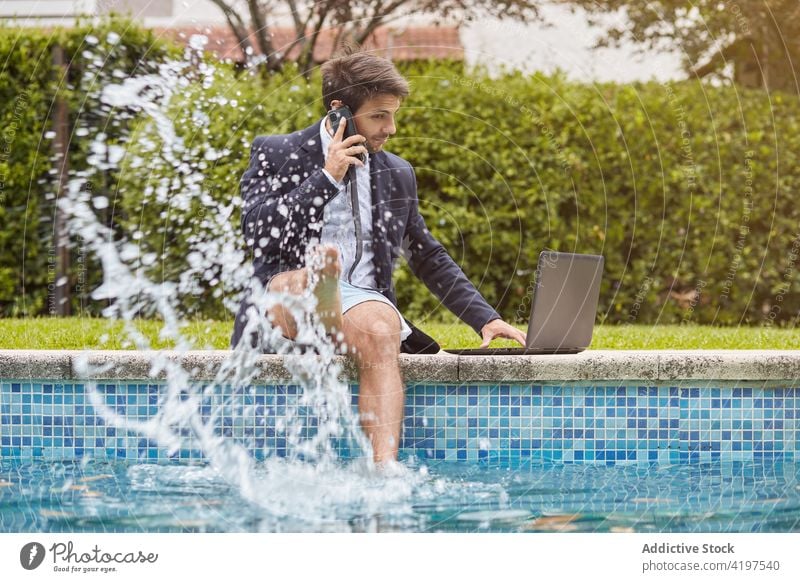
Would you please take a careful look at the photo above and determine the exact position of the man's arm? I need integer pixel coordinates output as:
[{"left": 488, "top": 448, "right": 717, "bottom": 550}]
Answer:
[
  {"left": 402, "top": 166, "right": 501, "bottom": 336},
  {"left": 402, "top": 163, "right": 527, "bottom": 346},
  {"left": 239, "top": 136, "right": 340, "bottom": 258}
]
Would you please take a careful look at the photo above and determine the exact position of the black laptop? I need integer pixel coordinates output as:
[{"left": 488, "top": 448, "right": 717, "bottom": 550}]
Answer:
[{"left": 445, "top": 251, "right": 604, "bottom": 355}]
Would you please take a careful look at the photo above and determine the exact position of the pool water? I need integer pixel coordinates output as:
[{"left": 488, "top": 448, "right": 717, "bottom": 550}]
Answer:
[{"left": 2, "top": 458, "right": 799, "bottom": 533}]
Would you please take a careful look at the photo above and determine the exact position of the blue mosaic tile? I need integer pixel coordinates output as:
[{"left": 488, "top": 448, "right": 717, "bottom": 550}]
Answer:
[{"left": 1, "top": 380, "right": 800, "bottom": 464}]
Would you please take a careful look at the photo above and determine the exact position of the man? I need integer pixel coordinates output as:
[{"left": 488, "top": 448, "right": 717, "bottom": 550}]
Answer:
[{"left": 232, "top": 49, "right": 525, "bottom": 464}]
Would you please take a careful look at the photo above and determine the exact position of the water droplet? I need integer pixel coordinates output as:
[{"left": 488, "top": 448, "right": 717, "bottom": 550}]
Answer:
[{"left": 188, "top": 34, "right": 208, "bottom": 51}]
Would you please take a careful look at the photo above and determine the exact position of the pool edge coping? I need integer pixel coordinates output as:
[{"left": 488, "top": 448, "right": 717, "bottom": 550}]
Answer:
[{"left": 1, "top": 349, "right": 800, "bottom": 383}]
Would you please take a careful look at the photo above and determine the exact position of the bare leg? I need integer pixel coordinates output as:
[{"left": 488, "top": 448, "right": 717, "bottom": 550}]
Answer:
[
  {"left": 341, "top": 300, "right": 404, "bottom": 464},
  {"left": 305, "top": 245, "right": 343, "bottom": 337},
  {"left": 266, "top": 245, "right": 343, "bottom": 340}
]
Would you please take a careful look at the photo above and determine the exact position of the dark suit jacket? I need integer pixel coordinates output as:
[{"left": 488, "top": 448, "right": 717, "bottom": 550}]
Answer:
[{"left": 230, "top": 120, "right": 501, "bottom": 352}]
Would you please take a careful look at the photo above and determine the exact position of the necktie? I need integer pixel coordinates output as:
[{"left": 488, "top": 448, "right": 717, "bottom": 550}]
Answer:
[{"left": 344, "top": 164, "right": 363, "bottom": 284}]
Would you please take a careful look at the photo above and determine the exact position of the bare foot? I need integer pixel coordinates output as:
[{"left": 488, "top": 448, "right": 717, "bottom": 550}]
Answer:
[{"left": 306, "top": 244, "right": 343, "bottom": 340}]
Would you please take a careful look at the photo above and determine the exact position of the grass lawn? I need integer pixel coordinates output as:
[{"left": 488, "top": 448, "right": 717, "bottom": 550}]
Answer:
[{"left": 1, "top": 317, "right": 799, "bottom": 350}]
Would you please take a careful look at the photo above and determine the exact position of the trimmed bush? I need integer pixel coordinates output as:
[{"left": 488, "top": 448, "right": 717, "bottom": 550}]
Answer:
[
  {"left": 0, "top": 18, "right": 170, "bottom": 316},
  {"left": 2, "top": 21, "right": 799, "bottom": 327},
  {"left": 119, "top": 59, "right": 800, "bottom": 326}
]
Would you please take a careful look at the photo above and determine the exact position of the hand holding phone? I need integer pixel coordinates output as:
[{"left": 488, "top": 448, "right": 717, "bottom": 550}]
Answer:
[
  {"left": 328, "top": 106, "right": 366, "bottom": 162},
  {"left": 324, "top": 106, "right": 367, "bottom": 183}
]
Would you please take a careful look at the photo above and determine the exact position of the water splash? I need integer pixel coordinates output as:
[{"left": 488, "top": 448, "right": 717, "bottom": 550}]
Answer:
[{"left": 58, "top": 34, "right": 432, "bottom": 524}]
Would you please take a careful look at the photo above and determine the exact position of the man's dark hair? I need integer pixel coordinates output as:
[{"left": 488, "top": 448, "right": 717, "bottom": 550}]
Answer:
[{"left": 320, "top": 47, "right": 410, "bottom": 114}]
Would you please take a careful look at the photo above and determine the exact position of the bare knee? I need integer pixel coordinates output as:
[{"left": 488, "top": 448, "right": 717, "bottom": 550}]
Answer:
[{"left": 351, "top": 321, "right": 400, "bottom": 365}]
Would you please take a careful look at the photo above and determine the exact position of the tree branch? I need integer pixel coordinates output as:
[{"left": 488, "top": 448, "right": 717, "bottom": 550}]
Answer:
[
  {"left": 354, "top": 0, "right": 413, "bottom": 45},
  {"left": 207, "top": 0, "right": 254, "bottom": 60},
  {"left": 286, "top": 0, "right": 304, "bottom": 32},
  {"left": 297, "top": 1, "right": 334, "bottom": 74},
  {"left": 246, "top": 0, "right": 281, "bottom": 70}
]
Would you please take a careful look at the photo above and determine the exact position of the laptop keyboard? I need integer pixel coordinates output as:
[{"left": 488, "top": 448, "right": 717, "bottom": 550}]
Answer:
[{"left": 443, "top": 347, "right": 582, "bottom": 356}]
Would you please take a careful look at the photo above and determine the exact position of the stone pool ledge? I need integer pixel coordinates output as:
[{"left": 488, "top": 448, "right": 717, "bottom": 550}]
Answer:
[{"left": 1, "top": 349, "right": 800, "bottom": 383}]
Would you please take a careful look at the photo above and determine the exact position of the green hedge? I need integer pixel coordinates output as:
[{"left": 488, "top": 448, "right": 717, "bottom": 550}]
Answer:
[
  {"left": 118, "top": 59, "right": 800, "bottom": 326},
  {"left": 388, "top": 65, "right": 800, "bottom": 327},
  {"left": 0, "top": 18, "right": 171, "bottom": 317},
  {"left": 0, "top": 27, "right": 53, "bottom": 315},
  {"left": 3, "top": 20, "right": 800, "bottom": 326}
]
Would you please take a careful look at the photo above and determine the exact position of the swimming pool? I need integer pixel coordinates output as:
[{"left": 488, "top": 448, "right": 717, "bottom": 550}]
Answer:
[
  {"left": 1, "top": 458, "right": 798, "bottom": 532},
  {"left": 1, "top": 350, "right": 799, "bottom": 532}
]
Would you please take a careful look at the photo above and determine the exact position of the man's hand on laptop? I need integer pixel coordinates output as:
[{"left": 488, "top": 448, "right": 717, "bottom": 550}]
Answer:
[{"left": 479, "top": 319, "right": 527, "bottom": 348}]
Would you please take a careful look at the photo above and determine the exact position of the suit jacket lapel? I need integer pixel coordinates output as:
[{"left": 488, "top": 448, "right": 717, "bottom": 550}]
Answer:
[{"left": 298, "top": 120, "right": 325, "bottom": 175}]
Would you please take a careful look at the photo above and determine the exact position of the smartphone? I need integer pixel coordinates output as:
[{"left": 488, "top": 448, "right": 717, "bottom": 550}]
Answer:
[{"left": 327, "top": 106, "right": 366, "bottom": 162}]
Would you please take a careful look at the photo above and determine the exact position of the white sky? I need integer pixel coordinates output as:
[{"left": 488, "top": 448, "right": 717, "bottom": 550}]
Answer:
[{"left": 459, "top": 3, "right": 684, "bottom": 83}]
